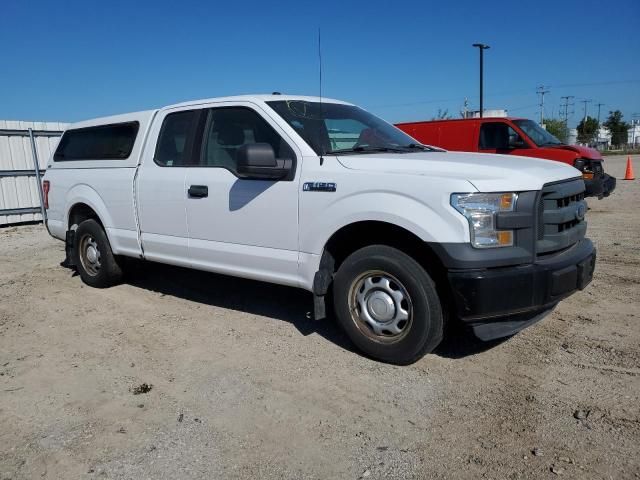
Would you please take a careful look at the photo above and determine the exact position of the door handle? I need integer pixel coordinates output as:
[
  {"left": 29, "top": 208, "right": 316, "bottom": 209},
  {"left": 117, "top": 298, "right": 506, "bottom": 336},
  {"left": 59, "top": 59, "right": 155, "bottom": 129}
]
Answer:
[{"left": 188, "top": 185, "right": 208, "bottom": 198}]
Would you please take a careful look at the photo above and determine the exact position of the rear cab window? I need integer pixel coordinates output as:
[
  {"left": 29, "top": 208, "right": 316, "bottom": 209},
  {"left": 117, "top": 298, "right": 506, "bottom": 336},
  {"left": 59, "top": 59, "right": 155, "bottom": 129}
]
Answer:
[
  {"left": 54, "top": 122, "right": 139, "bottom": 161},
  {"left": 154, "top": 110, "right": 203, "bottom": 167}
]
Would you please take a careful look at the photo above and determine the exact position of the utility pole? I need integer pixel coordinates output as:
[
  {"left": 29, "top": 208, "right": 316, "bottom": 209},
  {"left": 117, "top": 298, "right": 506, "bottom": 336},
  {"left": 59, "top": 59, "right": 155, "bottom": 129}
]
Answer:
[
  {"left": 472, "top": 44, "right": 490, "bottom": 117},
  {"left": 580, "top": 99, "right": 592, "bottom": 121},
  {"left": 537, "top": 85, "right": 550, "bottom": 125},
  {"left": 595, "top": 102, "right": 605, "bottom": 124},
  {"left": 560, "top": 95, "right": 574, "bottom": 124},
  {"left": 461, "top": 97, "right": 469, "bottom": 119}
]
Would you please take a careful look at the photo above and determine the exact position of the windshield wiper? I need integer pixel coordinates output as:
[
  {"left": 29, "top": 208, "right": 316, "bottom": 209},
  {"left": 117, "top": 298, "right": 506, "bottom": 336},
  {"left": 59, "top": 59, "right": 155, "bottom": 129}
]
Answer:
[
  {"left": 403, "top": 143, "right": 440, "bottom": 151},
  {"left": 404, "top": 143, "right": 448, "bottom": 152},
  {"left": 326, "top": 146, "right": 408, "bottom": 155},
  {"left": 404, "top": 143, "right": 427, "bottom": 150}
]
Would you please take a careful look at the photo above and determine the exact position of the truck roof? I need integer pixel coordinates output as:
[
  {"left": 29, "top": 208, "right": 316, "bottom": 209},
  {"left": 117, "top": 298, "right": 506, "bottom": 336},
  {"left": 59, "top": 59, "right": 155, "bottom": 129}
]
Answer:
[
  {"left": 166, "top": 94, "right": 352, "bottom": 109},
  {"left": 66, "top": 94, "right": 352, "bottom": 130}
]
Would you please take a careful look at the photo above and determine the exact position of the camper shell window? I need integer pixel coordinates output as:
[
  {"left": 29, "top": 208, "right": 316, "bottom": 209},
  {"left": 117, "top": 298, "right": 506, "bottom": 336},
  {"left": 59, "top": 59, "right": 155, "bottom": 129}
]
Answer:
[{"left": 54, "top": 122, "right": 139, "bottom": 161}]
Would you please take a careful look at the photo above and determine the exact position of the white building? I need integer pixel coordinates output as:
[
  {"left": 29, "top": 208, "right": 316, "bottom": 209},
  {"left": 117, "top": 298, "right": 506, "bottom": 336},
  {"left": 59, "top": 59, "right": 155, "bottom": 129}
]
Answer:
[
  {"left": 468, "top": 109, "right": 508, "bottom": 118},
  {"left": 595, "top": 126, "right": 611, "bottom": 149},
  {"left": 628, "top": 120, "right": 640, "bottom": 147},
  {"left": 568, "top": 128, "right": 578, "bottom": 145},
  {"left": 568, "top": 120, "right": 638, "bottom": 149}
]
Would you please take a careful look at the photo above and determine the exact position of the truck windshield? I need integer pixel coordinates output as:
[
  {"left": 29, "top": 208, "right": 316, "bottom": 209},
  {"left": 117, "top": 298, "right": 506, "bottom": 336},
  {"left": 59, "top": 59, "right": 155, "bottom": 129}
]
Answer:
[
  {"left": 513, "top": 119, "right": 563, "bottom": 146},
  {"left": 266, "top": 100, "right": 426, "bottom": 155}
]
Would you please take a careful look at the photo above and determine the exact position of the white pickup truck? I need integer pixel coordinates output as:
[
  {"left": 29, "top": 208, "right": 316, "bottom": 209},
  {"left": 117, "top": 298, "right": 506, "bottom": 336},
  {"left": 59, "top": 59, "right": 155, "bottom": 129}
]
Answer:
[{"left": 43, "top": 94, "right": 596, "bottom": 364}]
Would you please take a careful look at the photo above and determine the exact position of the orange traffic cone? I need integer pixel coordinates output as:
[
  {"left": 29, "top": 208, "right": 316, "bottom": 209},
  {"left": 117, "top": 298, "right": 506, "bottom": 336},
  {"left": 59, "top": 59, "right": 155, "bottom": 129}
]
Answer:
[{"left": 624, "top": 156, "right": 635, "bottom": 180}]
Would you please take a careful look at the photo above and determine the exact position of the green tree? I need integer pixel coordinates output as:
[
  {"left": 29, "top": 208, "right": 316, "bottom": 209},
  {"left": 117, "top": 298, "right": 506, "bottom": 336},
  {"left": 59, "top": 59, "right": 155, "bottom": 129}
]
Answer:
[
  {"left": 576, "top": 116, "right": 599, "bottom": 145},
  {"left": 543, "top": 118, "right": 569, "bottom": 143},
  {"left": 603, "top": 110, "right": 630, "bottom": 148},
  {"left": 432, "top": 109, "right": 452, "bottom": 120}
]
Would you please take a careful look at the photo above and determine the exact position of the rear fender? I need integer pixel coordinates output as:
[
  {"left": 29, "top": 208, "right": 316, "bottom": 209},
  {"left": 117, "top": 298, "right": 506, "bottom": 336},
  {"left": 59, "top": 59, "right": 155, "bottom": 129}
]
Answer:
[{"left": 64, "top": 184, "right": 115, "bottom": 241}]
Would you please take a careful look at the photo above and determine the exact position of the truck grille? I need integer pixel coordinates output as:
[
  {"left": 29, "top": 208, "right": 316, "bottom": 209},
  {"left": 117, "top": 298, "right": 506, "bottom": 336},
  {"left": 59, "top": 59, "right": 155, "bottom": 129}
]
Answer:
[{"left": 537, "top": 179, "right": 587, "bottom": 255}]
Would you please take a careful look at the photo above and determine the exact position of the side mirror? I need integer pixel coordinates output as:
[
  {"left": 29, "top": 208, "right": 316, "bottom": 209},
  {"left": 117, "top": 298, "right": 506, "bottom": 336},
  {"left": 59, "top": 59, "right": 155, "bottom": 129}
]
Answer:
[{"left": 236, "top": 143, "right": 292, "bottom": 180}]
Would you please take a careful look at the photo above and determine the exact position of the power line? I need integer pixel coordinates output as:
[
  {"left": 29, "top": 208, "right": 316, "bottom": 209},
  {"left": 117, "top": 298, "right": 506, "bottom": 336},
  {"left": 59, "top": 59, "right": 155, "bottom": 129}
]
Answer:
[
  {"left": 368, "top": 79, "right": 640, "bottom": 109},
  {"left": 508, "top": 103, "right": 540, "bottom": 113},
  {"left": 551, "top": 79, "right": 640, "bottom": 89}
]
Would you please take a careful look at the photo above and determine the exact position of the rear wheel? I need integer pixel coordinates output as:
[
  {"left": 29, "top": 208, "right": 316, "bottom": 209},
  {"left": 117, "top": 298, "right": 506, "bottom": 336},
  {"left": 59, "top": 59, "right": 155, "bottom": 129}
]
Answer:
[
  {"left": 333, "top": 245, "right": 443, "bottom": 364},
  {"left": 73, "top": 219, "right": 123, "bottom": 288}
]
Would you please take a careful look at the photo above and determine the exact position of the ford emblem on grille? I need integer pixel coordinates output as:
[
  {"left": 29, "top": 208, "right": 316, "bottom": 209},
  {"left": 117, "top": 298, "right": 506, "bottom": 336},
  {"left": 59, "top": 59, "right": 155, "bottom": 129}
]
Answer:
[{"left": 575, "top": 203, "right": 586, "bottom": 221}]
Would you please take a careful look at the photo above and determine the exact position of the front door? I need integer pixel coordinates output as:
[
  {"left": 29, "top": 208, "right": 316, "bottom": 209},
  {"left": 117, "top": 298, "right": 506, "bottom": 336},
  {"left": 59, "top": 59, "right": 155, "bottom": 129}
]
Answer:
[
  {"left": 184, "top": 103, "right": 301, "bottom": 287},
  {"left": 478, "top": 121, "right": 535, "bottom": 156}
]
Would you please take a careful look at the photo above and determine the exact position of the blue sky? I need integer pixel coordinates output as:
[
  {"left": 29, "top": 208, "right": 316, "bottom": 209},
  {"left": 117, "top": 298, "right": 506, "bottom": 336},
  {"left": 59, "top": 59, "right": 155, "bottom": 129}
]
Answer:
[{"left": 2, "top": 0, "right": 639, "bottom": 127}]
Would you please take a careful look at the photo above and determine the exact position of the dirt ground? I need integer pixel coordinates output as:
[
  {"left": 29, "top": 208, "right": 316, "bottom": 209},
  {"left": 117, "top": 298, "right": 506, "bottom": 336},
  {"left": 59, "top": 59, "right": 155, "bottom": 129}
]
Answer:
[{"left": 1, "top": 155, "right": 638, "bottom": 480}]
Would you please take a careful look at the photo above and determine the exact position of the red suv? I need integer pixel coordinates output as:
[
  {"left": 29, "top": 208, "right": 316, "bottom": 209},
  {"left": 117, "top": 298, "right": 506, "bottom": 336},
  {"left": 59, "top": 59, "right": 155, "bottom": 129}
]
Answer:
[{"left": 395, "top": 117, "right": 615, "bottom": 198}]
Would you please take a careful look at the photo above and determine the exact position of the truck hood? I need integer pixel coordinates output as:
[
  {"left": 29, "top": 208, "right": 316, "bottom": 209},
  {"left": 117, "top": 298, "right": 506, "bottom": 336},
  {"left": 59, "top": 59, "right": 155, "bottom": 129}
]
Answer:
[
  {"left": 545, "top": 144, "right": 603, "bottom": 161},
  {"left": 336, "top": 151, "right": 581, "bottom": 192}
]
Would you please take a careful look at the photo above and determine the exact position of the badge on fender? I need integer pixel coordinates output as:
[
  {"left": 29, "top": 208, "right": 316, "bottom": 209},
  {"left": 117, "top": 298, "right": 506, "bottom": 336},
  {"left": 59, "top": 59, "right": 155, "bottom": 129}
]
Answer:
[{"left": 303, "top": 182, "right": 337, "bottom": 192}]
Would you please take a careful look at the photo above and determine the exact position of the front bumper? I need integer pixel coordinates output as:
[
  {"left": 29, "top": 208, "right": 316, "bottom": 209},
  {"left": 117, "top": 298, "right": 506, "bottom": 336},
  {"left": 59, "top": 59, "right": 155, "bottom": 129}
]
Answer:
[
  {"left": 585, "top": 173, "right": 616, "bottom": 198},
  {"left": 446, "top": 239, "right": 596, "bottom": 340}
]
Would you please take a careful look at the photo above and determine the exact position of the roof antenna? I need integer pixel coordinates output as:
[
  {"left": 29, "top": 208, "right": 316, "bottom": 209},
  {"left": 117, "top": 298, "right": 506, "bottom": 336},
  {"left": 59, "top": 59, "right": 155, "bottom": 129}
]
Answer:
[{"left": 318, "top": 27, "right": 325, "bottom": 166}]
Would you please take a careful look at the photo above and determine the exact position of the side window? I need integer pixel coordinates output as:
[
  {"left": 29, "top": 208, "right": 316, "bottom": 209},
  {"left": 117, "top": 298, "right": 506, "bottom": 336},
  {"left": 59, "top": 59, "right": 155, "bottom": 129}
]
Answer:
[
  {"left": 155, "top": 110, "right": 201, "bottom": 166},
  {"left": 202, "top": 107, "right": 294, "bottom": 171},
  {"left": 54, "top": 122, "right": 139, "bottom": 161},
  {"left": 479, "top": 122, "right": 524, "bottom": 150},
  {"left": 325, "top": 118, "right": 367, "bottom": 151}
]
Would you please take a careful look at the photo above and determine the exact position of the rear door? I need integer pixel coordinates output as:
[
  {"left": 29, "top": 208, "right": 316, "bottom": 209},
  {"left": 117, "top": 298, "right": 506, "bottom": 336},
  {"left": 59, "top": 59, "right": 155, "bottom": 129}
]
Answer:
[
  {"left": 136, "top": 108, "right": 204, "bottom": 267},
  {"left": 184, "top": 102, "right": 301, "bottom": 286},
  {"left": 437, "top": 121, "right": 478, "bottom": 151}
]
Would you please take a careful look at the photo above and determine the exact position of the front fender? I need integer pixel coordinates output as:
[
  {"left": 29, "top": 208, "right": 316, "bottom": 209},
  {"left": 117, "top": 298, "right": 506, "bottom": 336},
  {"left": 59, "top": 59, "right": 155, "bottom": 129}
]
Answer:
[{"left": 300, "top": 189, "right": 470, "bottom": 256}]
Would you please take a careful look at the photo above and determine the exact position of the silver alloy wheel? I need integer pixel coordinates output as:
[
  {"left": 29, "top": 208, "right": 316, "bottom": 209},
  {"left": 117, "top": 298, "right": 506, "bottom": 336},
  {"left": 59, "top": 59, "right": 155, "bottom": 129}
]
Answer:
[
  {"left": 79, "top": 234, "right": 101, "bottom": 276},
  {"left": 348, "top": 270, "right": 413, "bottom": 342}
]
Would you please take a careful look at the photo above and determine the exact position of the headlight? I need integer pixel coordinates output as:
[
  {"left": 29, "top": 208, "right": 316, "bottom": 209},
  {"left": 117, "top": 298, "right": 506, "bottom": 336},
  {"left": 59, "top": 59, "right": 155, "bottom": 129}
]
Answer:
[
  {"left": 574, "top": 158, "right": 595, "bottom": 180},
  {"left": 573, "top": 158, "right": 597, "bottom": 180},
  {"left": 451, "top": 193, "right": 517, "bottom": 248}
]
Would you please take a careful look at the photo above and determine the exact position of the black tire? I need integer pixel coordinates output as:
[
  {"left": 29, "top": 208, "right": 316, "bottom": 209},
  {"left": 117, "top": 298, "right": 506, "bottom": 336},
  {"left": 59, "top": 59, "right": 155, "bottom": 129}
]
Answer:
[
  {"left": 73, "top": 219, "right": 123, "bottom": 288},
  {"left": 333, "top": 245, "right": 443, "bottom": 364}
]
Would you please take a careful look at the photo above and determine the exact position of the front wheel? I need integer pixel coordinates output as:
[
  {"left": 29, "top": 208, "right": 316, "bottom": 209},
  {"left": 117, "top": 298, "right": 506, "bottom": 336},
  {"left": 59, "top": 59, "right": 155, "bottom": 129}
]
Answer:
[
  {"left": 73, "top": 219, "right": 123, "bottom": 288},
  {"left": 333, "top": 245, "right": 443, "bottom": 364}
]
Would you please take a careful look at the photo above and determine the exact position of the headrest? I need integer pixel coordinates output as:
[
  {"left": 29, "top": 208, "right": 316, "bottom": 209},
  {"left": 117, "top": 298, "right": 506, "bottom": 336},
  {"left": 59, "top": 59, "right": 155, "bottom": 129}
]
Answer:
[{"left": 216, "top": 124, "right": 245, "bottom": 146}]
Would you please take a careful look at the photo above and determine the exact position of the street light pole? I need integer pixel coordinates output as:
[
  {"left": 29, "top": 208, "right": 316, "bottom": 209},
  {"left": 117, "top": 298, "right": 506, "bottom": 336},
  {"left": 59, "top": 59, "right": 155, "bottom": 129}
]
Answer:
[{"left": 472, "top": 43, "right": 490, "bottom": 118}]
